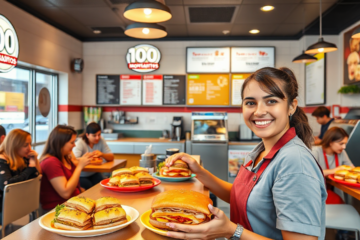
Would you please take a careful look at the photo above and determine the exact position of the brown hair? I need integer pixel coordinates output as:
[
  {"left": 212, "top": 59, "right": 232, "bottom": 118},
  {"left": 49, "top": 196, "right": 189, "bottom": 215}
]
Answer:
[
  {"left": 81, "top": 122, "right": 101, "bottom": 145},
  {"left": 312, "top": 106, "right": 330, "bottom": 118},
  {"left": 0, "top": 129, "right": 30, "bottom": 171},
  {"left": 241, "top": 67, "right": 313, "bottom": 148},
  {"left": 320, "top": 127, "right": 349, "bottom": 148},
  {"left": 41, "top": 125, "right": 77, "bottom": 164}
]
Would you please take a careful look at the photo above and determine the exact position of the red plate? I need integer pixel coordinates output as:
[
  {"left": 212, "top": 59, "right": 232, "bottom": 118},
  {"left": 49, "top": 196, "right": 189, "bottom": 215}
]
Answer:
[
  {"left": 328, "top": 174, "right": 360, "bottom": 188},
  {"left": 100, "top": 178, "right": 161, "bottom": 192}
]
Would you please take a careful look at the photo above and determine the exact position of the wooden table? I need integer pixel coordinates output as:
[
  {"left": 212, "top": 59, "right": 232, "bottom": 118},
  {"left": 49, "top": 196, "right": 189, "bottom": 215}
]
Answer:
[
  {"left": 3, "top": 178, "right": 208, "bottom": 240},
  {"left": 82, "top": 159, "right": 127, "bottom": 173},
  {"left": 327, "top": 177, "right": 360, "bottom": 200}
]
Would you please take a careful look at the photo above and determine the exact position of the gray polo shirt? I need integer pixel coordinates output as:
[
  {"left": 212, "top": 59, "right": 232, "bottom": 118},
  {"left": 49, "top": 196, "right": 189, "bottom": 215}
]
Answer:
[
  {"left": 73, "top": 137, "right": 112, "bottom": 177},
  {"left": 243, "top": 136, "right": 326, "bottom": 239},
  {"left": 312, "top": 146, "right": 353, "bottom": 170}
]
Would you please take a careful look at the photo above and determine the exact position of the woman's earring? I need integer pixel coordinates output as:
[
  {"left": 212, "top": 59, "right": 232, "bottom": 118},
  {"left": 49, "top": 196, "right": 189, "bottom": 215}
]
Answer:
[{"left": 289, "top": 114, "right": 293, "bottom": 121}]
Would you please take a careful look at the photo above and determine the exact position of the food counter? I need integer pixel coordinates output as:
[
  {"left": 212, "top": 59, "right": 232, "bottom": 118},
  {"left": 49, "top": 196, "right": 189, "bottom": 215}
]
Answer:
[{"left": 3, "top": 178, "right": 208, "bottom": 240}]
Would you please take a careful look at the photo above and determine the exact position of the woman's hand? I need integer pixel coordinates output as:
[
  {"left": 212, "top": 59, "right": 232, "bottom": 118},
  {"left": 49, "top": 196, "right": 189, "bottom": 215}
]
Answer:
[
  {"left": 28, "top": 150, "right": 38, "bottom": 167},
  {"left": 92, "top": 150, "right": 103, "bottom": 158},
  {"left": 78, "top": 153, "right": 92, "bottom": 169},
  {"left": 166, "top": 204, "right": 237, "bottom": 240},
  {"left": 165, "top": 153, "right": 202, "bottom": 174}
]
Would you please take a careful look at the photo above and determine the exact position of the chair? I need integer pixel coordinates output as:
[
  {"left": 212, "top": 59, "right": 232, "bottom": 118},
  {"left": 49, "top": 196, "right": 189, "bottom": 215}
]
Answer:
[
  {"left": 326, "top": 204, "right": 360, "bottom": 240},
  {"left": 1, "top": 175, "right": 42, "bottom": 238}
]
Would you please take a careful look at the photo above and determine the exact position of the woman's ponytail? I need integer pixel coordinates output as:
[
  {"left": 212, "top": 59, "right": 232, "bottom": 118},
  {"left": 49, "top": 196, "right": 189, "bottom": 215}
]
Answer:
[{"left": 290, "top": 107, "right": 313, "bottom": 149}]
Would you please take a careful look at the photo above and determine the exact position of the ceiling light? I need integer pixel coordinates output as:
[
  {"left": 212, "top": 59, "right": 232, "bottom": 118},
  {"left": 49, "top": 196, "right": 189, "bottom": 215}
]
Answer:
[
  {"left": 93, "top": 30, "right": 101, "bottom": 34},
  {"left": 125, "top": 23, "right": 167, "bottom": 39},
  {"left": 305, "top": 0, "right": 337, "bottom": 54},
  {"left": 261, "top": 5, "right": 274, "bottom": 12},
  {"left": 249, "top": 29, "right": 260, "bottom": 34},
  {"left": 124, "top": 0, "right": 172, "bottom": 23},
  {"left": 292, "top": 51, "right": 317, "bottom": 63},
  {"left": 352, "top": 27, "right": 360, "bottom": 38}
]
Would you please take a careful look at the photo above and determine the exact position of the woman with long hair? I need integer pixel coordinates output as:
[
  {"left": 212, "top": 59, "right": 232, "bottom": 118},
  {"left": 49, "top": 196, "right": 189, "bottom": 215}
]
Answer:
[
  {"left": 165, "top": 67, "right": 326, "bottom": 240},
  {"left": 0, "top": 129, "right": 41, "bottom": 222},
  {"left": 73, "top": 122, "right": 114, "bottom": 189},
  {"left": 40, "top": 125, "right": 92, "bottom": 212}
]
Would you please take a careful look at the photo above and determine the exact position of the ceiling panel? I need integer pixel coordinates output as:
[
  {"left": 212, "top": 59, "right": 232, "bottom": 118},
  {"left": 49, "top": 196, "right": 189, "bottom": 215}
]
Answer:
[
  {"left": 234, "top": 4, "right": 298, "bottom": 24},
  {"left": 241, "top": 0, "right": 301, "bottom": 3},
  {"left": 272, "top": 23, "right": 304, "bottom": 35},
  {"left": 165, "top": 0, "right": 184, "bottom": 6},
  {"left": 161, "top": 24, "right": 188, "bottom": 36},
  {"left": 165, "top": 6, "right": 186, "bottom": 24},
  {"left": 230, "top": 24, "right": 277, "bottom": 35},
  {"left": 284, "top": 2, "right": 335, "bottom": 24},
  {"left": 47, "top": 0, "right": 107, "bottom": 7},
  {"left": 187, "top": 24, "right": 233, "bottom": 36},
  {"left": 15, "top": 0, "right": 54, "bottom": 7},
  {"left": 183, "top": 0, "right": 242, "bottom": 5},
  {"left": 61, "top": 7, "right": 123, "bottom": 27}
]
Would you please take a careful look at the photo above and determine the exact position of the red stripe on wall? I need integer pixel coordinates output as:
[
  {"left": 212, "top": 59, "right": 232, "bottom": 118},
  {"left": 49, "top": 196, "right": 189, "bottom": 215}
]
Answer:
[{"left": 58, "top": 105, "right": 351, "bottom": 114}]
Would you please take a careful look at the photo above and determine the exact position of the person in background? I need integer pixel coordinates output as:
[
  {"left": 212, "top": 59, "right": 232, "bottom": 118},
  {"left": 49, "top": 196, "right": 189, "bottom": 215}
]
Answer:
[
  {"left": 40, "top": 125, "right": 92, "bottom": 213},
  {"left": 73, "top": 122, "right": 114, "bottom": 190},
  {"left": 0, "top": 129, "right": 41, "bottom": 223},
  {"left": 0, "top": 125, "right": 6, "bottom": 145},
  {"left": 312, "top": 106, "right": 334, "bottom": 145}
]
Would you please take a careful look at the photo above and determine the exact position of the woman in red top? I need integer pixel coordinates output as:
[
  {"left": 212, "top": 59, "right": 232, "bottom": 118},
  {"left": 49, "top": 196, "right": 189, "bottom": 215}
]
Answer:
[{"left": 40, "top": 125, "right": 92, "bottom": 212}]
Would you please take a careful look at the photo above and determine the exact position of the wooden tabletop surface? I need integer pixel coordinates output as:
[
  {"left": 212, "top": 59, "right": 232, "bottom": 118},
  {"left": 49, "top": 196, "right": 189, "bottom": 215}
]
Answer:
[
  {"left": 326, "top": 177, "right": 360, "bottom": 200},
  {"left": 82, "top": 159, "right": 127, "bottom": 173},
  {"left": 106, "top": 138, "right": 185, "bottom": 143},
  {"left": 3, "top": 178, "right": 208, "bottom": 240}
]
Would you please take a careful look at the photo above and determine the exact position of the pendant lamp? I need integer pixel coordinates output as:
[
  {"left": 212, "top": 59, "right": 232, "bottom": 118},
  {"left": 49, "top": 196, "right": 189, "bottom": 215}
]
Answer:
[
  {"left": 293, "top": 8, "right": 317, "bottom": 63},
  {"left": 305, "top": 0, "right": 337, "bottom": 54},
  {"left": 351, "top": 27, "right": 360, "bottom": 39},
  {"left": 124, "top": 0, "right": 172, "bottom": 23},
  {"left": 125, "top": 23, "right": 167, "bottom": 39}
]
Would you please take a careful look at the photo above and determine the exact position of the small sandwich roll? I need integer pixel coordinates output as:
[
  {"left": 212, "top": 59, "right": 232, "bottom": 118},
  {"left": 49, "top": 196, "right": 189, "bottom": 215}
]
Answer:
[
  {"left": 352, "top": 166, "right": 360, "bottom": 173},
  {"left": 130, "top": 166, "right": 149, "bottom": 174},
  {"left": 112, "top": 168, "right": 133, "bottom": 177},
  {"left": 64, "top": 196, "right": 95, "bottom": 214},
  {"left": 108, "top": 176, "right": 121, "bottom": 186},
  {"left": 95, "top": 196, "right": 122, "bottom": 212},
  {"left": 345, "top": 172, "right": 358, "bottom": 183},
  {"left": 93, "top": 207, "right": 127, "bottom": 229},
  {"left": 334, "top": 170, "right": 349, "bottom": 180},
  {"left": 135, "top": 172, "right": 154, "bottom": 186},
  {"left": 120, "top": 175, "right": 140, "bottom": 187}
]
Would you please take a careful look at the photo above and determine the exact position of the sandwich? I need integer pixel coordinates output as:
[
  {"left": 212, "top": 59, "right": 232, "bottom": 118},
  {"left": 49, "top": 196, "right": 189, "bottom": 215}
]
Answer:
[
  {"left": 112, "top": 168, "right": 133, "bottom": 177},
  {"left": 93, "top": 207, "right": 128, "bottom": 229},
  {"left": 64, "top": 196, "right": 96, "bottom": 214},
  {"left": 334, "top": 170, "right": 349, "bottom": 180},
  {"left": 352, "top": 166, "right": 360, "bottom": 173},
  {"left": 149, "top": 189, "right": 212, "bottom": 230},
  {"left": 90, "top": 157, "right": 103, "bottom": 165},
  {"left": 130, "top": 166, "right": 149, "bottom": 174},
  {"left": 160, "top": 160, "right": 191, "bottom": 177},
  {"left": 107, "top": 176, "right": 121, "bottom": 186},
  {"left": 135, "top": 172, "right": 153, "bottom": 186},
  {"left": 53, "top": 206, "right": 92, "bottom": 230},
  {"left": 345, "top": 172, "right": 358, "bottom": 183},
  {"left": 95, "top": 196, "right": 122, "bottom": 212},
  {"left": 120, "top": 175, "right": 140, "bottom": 187}
]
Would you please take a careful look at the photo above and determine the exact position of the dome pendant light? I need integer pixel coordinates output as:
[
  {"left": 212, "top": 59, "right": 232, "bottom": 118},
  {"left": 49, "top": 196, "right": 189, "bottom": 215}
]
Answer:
[
  {"left": 293, "top": 8, "right": 317, "bottom": 63},
  {"left": 124, "top": 0, "right": 172, "bottom": 23},
  {"left": 305, "top": 0, "right": 337, "bottom": 54},
  {"left": 125, "top": 23, "right": 167, "bottom": 39},
  {"left": 351, "top": 27, "right": 360, "bottom": 39}
]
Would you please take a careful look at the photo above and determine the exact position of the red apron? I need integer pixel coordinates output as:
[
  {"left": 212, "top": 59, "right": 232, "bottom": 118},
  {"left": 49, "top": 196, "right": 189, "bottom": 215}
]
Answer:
[
  {"left": 323, "top": 151, "right": 344, "bottom": 204},
  {"left": 230, "top": 127, "right": 325, "bottom": 231}
]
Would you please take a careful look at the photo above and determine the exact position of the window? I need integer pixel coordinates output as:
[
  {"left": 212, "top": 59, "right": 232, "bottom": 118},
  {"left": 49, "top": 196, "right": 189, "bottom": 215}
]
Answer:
[{"left": 0, "top": 67, "right": 58, "bottom": 146}]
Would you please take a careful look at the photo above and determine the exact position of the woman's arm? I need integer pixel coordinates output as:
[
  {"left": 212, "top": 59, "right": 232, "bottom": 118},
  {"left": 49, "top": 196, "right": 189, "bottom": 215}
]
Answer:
[
  {"left": 93, "top": 151, "right": 114, "bottom": 162},
  {"left": 49, "top": 165, "right": 83, "bottom": 199},
  {"left": 0, "top": 160, "right": 37, "bottom": 191}
]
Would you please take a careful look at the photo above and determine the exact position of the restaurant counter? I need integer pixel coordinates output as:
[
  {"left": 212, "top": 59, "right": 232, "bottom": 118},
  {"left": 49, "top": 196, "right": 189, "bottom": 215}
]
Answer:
[{"left": 3, "top": 178, "right": 208, "bottom": 240}]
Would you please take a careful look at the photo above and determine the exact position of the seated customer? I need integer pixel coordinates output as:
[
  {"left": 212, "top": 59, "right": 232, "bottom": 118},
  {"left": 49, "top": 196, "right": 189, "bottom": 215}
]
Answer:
[
  {"left": 0, "top": 125, "right": 6, "bottom": 145},
  {"left": 73, "top": 122, "right": 114, "bottom": 189},
  {"left": 0, "top": 129, "right": 41, "bottom": 222},
  {"left": 312, "top": 127, "right": 353, "bottom": 204},
  {"left": 312, "top": 106, "right": 334, "bottom": 144},
  {"left": 40, "top": 125, "right": 92, "bottom": 212}
]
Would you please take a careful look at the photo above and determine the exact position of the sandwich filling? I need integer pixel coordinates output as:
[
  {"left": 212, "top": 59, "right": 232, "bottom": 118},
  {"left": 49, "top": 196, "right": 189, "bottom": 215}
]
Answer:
[
  {"left": 140, "top": 180, "right": 153, "bottom": 185},
  {"left": 93, "top": 216, "right": 127, "bottom": 226},
  {"left": 96, "top": 204, "right": 122, "bottom": 212},
  {"left": 54, "top": 218, "right": 92, "bottom": 229},
  {"left": 160, "top": 167, "right": 191, "bottom": 177},
  {"left": 151, "top": 208, "right": 210, "bottom": 224}
]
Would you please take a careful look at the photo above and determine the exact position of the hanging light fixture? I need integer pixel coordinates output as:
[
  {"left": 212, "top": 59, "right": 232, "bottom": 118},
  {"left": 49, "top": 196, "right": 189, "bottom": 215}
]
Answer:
[
  {"left": 125, "top": 23, "right": 167, "bottom": 39},
  {"left": 351, "top": 27, "right": 360, "bottom": 39},
  {"left": 293, "top": 7, "right": 317, "bottom": 63},
  {"left": 124, "top": 0, "right": 172, "bottom": 23},
  {"left": 305, "top": 0, "right": 337, "bottom": 54}
]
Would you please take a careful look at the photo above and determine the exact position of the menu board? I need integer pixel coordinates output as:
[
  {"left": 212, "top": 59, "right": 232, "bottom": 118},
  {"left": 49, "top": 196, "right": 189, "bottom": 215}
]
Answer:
[
  {"left": 231, "top": 47, "right": 275, "bottom": 73},
  {"left": 96, "top": 75, "right": 120, "bottom": 105},
  {"left": 187, "top": 74, "right": 229, "bottom": 106},
  {"left": 231, "top": 74, "right": 251, "bottom": 106},
  {"left": 186, "top": 47, "right": 230, "bottom": 73},
  {"left": 142, "top": 75, "right": 163, "bottom": 105},
  {"left": 305, "top": 53, "right": 326, "bottom": 105},
  {"left": 120, "top": 75, "right": 142, "bottom": 105},
  {"left": 163, "top": 75, "right": 186, "bottom": 105}
]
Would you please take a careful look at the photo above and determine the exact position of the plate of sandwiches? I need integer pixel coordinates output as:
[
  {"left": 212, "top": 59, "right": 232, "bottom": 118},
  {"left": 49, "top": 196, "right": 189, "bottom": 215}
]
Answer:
[
  {"left": 140, "top": 189, "right": 213, "bottom": 236},
  {"left": 100, "top": 166, "right": 161, "bottom": 192},
  {"left": 153, "top": 160, "right": 196, "bottom": 182},
  {"left": 39, "top": 196, "right": 139, "bottom": 237},
  {"left": 329, "top": 166, "right": 360, "bottom": 187}
]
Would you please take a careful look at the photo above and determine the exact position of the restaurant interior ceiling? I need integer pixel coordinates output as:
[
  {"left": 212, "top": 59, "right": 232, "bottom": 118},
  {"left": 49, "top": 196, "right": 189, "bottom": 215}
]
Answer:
[{"left": 6, "top": 0, "right": 360, "bottom": 41}]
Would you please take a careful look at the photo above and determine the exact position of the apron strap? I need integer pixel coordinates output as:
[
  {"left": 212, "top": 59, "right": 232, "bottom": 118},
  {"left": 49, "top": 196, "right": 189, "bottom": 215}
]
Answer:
[{"left": 323, "top": 150, "right": 339, "bottom": 169}]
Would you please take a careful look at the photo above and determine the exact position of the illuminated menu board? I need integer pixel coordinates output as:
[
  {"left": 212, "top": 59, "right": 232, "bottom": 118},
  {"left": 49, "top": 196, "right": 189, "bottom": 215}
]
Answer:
[
  {"left": 187, "top": 74, "right": 229, "bottom": 106},
  {"left": 186, "top": 47, "right": 230, "bottom": 73},
  {"left": 142, "top": 75, "right": 163, "bottom": 105},
  {"left": 96, "top": 75, "right": 120, "bottom": 105},
  {"left": 231, "top": 74, "right": 251, "bottom": 106},
  {"left": 231, "top": 47, "right": 275, "bottom": 73},
  {"left": 120, "top": 75, "right": 142, "bottom": 105}
]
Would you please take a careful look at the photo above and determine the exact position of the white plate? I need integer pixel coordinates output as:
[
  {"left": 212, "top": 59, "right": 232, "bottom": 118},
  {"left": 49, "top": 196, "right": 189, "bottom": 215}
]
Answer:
[{"left": 39, "top": 205, "right": 139, "bottom": 238}]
